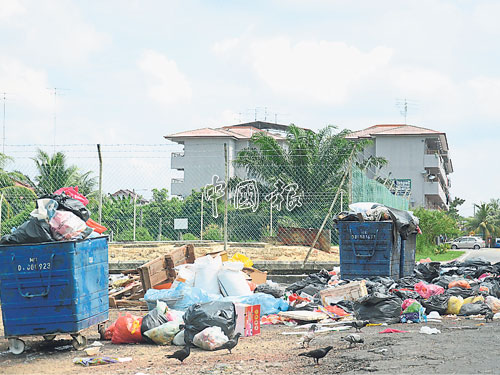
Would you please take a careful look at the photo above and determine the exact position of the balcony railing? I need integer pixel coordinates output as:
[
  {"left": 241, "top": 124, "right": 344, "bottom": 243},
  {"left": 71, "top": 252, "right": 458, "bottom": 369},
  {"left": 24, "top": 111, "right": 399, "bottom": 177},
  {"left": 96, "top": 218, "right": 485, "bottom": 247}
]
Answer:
[{"left": 172, "top": 178, "right": 184, "bottom": 184}]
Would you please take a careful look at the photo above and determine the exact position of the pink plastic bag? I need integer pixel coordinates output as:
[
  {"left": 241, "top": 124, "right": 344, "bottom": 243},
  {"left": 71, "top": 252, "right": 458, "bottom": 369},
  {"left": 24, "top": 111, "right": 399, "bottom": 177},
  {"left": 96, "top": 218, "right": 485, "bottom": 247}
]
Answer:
[
  {"left": 402, "top": 298, "right": 418, "bottom": 311},
  {"left": 49, "top": 210, "right": 87, "bottom": 240},
  {"left": 54, "top": 186, "right": 89, "bottom": 206},
  {"left": 414, "top": 281, "right": 444, "bottom": 299}
]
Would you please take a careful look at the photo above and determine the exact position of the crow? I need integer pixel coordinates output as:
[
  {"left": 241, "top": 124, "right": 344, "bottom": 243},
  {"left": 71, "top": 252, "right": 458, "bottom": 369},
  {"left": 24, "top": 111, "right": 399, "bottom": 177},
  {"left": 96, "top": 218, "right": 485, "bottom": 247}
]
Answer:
[
  {"left": 344, "top": 320, "right": 370, "bottom": 332},
  {"left": 485, "top": 311, "right": 495, "bottom": 323},
  {"left": 298, "top": 346, "right": 333, "bottom": 365},
  {"left": 214, "top": 333, "right": 242, "bottom": 354},
  {"left": 341, "top": 333, "right": 364, "bottom": 348},
  {"left": 166, "top": 345, "right": 191, "bottom": 364},
  {"left": 298, "top": 324, "right": 318, "bottom": 348}
]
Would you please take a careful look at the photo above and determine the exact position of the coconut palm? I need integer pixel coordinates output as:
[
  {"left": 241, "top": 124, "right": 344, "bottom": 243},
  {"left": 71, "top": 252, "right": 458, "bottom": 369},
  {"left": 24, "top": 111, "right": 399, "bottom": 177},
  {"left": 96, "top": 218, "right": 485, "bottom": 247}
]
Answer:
[{"left": 466, "top": 202, "right": 498, "bottom": 240}]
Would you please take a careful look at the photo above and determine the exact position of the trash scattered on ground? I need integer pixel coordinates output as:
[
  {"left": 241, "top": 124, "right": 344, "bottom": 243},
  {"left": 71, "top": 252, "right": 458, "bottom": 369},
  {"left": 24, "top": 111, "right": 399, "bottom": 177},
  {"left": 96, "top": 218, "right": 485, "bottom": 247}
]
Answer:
[
  {"left": 420, "top": 326, "right": 441, "bottom": 335},
  {"left": 73, "top": 356, "right": 132, "bottom": 366},
  {"left": 378, "top": 328, "right": 409, "bottom": 334}
]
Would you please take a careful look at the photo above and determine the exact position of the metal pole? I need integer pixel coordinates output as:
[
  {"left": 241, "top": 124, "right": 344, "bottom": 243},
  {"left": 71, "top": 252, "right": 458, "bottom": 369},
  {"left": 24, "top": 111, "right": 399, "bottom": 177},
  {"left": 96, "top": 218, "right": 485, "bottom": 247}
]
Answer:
[
  {"left": 224, "top": 143, "right": 229, "bottom": 251},
  {"left": 97, "top": 144, "right": 103, "bottom": 223},
  {"left": 133, "top": 191, "right": 137, "bottom": 241},
  {"left": 158, "top": 217, "right": 162, "bottom": 241},
  {"left": 340, "top": 190, "right": 343, "bottom": 212},
  {"left": 200, "top": 189, "right": 204, "bottom": 240},
  {"left": 270, "top": 203, "right": 273, "bottom": 236},
  {"left": 302, "top": 148, "right": 355, "bottom": 267},
  {"left": 0, "top": 193, "right": 3, "bottom": 234},
  {"left": 2, "top": 92, "right": 6, "bottom": 155}
]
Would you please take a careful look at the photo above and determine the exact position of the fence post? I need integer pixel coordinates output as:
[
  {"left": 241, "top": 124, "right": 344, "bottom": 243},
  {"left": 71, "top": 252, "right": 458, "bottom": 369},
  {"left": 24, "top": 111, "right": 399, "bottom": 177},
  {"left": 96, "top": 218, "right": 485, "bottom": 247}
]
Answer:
[
  {"left": 0, "top": 193, "right": 3, "bottom": 234},
  {"left": 223, "top": 143, "right": 229, "bottom": 251},
  {"left": 348, "top": 160, "right": 353, "bottom": 205},
  {"left": 158, "top": 217, "right": 162, "bottom": 241},
  {"left": 133, "top": 190, "right": 137, "bottom": 241},
  {"left": 200, "top": 188, "right": 204, "bottom": 240},
  {"left": 97, "top": 144, "right": 103, "bottom": 223}
]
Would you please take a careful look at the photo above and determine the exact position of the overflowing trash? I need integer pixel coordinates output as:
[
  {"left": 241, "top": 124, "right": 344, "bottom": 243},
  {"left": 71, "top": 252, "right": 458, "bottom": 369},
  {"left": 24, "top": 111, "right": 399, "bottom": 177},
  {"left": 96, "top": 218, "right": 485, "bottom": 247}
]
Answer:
[{"left": 1, "top": 187, "right": 107, "bottom": 245}]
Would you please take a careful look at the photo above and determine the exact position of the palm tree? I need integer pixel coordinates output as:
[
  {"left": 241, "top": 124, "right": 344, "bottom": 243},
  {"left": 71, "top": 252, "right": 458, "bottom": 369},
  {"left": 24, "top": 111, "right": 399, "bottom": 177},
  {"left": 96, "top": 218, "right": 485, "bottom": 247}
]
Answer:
[
  {"left": 32, "top": 149, "right": 96, "bottom": 196},
  {"left": 466, "top": 202, "right": 498, "bottom": 240},
  {"left": 234, "top": 124, "right": 385, "bottom": 200}
]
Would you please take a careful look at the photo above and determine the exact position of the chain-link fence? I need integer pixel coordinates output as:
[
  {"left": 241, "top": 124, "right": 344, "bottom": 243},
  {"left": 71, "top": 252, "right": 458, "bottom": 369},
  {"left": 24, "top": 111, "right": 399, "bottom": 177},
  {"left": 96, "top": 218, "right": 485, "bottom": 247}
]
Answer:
[{"left": 0, "top": 144, "right": 408, "bottom": 247}]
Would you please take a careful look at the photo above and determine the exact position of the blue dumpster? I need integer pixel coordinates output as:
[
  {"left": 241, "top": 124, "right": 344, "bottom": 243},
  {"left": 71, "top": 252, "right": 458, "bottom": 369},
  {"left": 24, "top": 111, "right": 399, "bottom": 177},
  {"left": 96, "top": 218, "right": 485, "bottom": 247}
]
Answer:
[
  {"left": 0, "top": 236, "right": 109, "bottom": 354},
  {"left": 400, "top": 233, "right": 417, "bottom": 278},
  {"left": 338, "top": 221, "right": 401, "bottom": 280}
]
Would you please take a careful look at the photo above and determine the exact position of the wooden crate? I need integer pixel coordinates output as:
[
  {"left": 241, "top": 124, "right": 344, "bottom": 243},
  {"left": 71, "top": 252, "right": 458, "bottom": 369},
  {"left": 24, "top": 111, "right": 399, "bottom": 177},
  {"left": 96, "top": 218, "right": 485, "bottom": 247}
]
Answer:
[
  {"left": 137, "top": 244, "right": 195, "bottom": 291},
  {"left": 319, "top": 280, "right": 368, "bottom": 307}
]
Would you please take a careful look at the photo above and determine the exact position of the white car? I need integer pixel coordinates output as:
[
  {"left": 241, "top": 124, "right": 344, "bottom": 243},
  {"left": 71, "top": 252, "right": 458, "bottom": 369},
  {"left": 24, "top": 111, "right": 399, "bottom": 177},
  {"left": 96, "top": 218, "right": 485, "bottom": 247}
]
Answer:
[{"left": 450, "top": 236, "right": 485, "bottom": 250}]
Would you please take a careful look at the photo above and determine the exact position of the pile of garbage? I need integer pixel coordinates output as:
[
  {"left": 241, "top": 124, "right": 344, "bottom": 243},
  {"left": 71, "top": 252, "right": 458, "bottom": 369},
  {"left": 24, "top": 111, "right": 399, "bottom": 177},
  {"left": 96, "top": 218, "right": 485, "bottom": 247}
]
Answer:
[{"left": 0, "top": 187, "right": 106, "bottom": 244}]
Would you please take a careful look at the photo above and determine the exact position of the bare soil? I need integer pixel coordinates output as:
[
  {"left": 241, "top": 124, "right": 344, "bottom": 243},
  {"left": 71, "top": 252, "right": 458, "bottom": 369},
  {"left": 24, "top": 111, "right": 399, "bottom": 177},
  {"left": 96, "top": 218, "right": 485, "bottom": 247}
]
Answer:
[
  {"left": 108, "top": 242, "right": 340, "bottom": 263},
  {"left": 0, "top": 309, "right": 499, "bottom": 374}
]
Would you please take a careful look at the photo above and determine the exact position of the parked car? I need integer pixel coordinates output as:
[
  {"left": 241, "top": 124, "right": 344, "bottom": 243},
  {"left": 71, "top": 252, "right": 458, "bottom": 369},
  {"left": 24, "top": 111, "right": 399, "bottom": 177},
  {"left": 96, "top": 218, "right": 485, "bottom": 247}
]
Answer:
[{"left": 450, "top": 236, "right": 485, "bottom": 250}]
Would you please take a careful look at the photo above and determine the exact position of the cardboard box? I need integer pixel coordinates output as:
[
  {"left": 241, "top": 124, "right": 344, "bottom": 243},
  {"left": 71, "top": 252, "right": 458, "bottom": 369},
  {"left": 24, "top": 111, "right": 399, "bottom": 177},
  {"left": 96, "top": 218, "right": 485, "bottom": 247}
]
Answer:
[
  {"left": 234, "top": 303, "right": 261, "bottom": 337},
  {"left": 319, "top": 280, "right": 368, "bottom": 307},
  {"left": 243, "top": 267, "right": 267, "bottom": 285},
  {"left": 207, "top": 250, "right": 229, "bottom": 262}
]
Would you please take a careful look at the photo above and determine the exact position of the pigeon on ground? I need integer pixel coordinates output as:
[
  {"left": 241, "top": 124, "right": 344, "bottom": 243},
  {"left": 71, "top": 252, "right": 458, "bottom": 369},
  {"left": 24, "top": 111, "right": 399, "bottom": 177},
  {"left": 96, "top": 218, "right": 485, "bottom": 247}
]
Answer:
[
  {"left": 485, "top": 311, "right": 495, "bottom": 323},
  {"left": 298, "top": 324, "right": 318, "bottom": 348},
  {"left": 166, "top": 345, "right": 191, "bottom": 364},
  {"left": 344, "top": 320, "right": 370, "bottom": 332},
  {"left": 214, "top": 333, "right": 242, "bottom": 354},
  {"left": 341, "top": 333, "right": 364, "bottom": 348},
  {"left": 298, "top": 346, "right": 333, "bottom": 365}
]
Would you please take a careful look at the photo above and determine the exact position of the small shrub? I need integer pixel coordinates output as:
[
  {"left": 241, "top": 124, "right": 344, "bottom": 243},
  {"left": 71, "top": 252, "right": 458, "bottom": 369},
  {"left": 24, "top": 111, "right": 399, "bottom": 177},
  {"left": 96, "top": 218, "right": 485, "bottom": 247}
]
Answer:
[
  {"left": 202, "top": 224, "right": 223, "bottom": 241},
  {"left": 182, "top": 233, "right": 198, "bottom": 241},
  {"left": 434, "top": 243, "right": 450, "bottom": 255}
]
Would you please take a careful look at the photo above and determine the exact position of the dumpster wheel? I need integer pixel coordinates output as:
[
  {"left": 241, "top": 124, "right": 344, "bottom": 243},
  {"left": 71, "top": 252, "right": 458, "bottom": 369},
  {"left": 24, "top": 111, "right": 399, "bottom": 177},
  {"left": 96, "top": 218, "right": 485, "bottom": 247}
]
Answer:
[
  {"left": 71, "top": 334, "right": 87, "bottom": 350},
  {"left": 8, "top": 338, "right": 25, "bottom": 355}
]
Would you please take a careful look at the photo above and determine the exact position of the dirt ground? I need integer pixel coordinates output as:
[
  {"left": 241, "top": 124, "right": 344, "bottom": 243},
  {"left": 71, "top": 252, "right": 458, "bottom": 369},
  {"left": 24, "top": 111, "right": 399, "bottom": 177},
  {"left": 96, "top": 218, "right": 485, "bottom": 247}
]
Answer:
[
  {"left": 108, "top": 242, "right": 340, "bottom": 263},
  {"left": 0, "top": 308, "right": 499, "bottom": 375}
]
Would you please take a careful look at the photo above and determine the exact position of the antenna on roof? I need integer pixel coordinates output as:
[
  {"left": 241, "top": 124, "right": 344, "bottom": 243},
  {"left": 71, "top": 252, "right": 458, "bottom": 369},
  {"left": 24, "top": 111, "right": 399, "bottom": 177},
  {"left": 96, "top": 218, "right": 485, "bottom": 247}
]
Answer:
[
  {"left": 395, "top": 98, "right": 418, "bottom": 125},
  {"left": 47, "top": 87, "right": 70, "bottom": 153},
  {"left": 0, "top": 91, "right": 13, "bottom": 155}
]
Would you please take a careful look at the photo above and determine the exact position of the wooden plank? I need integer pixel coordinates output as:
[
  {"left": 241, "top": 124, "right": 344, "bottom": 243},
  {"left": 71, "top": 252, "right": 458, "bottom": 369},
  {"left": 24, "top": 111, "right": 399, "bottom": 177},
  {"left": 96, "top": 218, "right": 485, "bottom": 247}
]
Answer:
[{"left": 115, "top": 300, "right": 148, "bottom": 309}]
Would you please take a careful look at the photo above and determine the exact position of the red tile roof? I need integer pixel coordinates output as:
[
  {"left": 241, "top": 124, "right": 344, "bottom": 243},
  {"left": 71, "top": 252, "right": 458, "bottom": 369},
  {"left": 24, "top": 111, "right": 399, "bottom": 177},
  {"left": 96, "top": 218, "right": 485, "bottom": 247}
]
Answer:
[
  {"left": 346, "top": 124, "right": 443, "bottom": 139},
  {"left": 165, "top": 126, "right": 285, "bottom": 141}
]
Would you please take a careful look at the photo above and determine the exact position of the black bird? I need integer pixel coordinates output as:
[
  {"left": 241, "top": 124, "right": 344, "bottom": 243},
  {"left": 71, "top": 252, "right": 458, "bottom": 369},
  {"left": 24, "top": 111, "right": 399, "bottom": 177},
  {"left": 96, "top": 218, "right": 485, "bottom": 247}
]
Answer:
[
  {"left": 298, "top": 346, "right": 333, "bottom": 365},
  {"left": 485, "top": 311, "right": 495, "bottom": 323},
  {"left": 166, "top": 345, "right": 191, "bottom": 364},
  {"left": 214, "top": 333, "right": 242, "bottom": 354},
  {"left": 341, "top": 333, "right": 364, "bottom": 348},
  {"left": 344, "top": 320, "right": 370, "bottom": 332}
]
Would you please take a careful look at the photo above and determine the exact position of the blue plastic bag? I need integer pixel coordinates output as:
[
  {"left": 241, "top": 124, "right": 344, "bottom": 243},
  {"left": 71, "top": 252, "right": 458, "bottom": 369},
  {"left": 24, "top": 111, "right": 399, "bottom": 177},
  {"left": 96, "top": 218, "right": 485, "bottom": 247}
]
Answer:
[
  {"left": 144, "top": 283, "right": 213, "bottom": 311},
  {"left": 223, "top": 293, "right": 289, "bottom": 315}
]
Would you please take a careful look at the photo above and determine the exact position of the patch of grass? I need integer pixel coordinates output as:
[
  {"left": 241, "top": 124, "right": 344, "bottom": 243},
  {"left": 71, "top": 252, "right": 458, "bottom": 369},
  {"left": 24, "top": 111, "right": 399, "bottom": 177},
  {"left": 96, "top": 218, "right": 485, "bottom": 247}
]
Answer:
[{"left": 416, "top": 250, "right": 465, "bottom": 262}]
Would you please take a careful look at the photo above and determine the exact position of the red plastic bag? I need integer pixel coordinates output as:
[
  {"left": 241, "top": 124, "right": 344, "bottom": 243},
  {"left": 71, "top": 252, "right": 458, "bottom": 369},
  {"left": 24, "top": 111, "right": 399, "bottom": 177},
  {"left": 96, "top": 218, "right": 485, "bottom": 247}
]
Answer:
[
  {"left": 402, "top": 298, "right": 418, "bottom": 311},
  {"left": 111, "top": 313, "right": 144, "bottom": 344},
  {"left": 448, "top": 280, "right": 471, "bottom": 289},
  {"left": 104, "top": 321, "right": 116, "bottom": 340},
  {"left": 379, "top": 328, "right": 409, "bottom": 334},
  {"left": 54, "top": 186, "right": 89, "bottom": 206},
  {"left": 414, "top": 281, "right": 444, "bottom": 299},
  {"left": 86, "top": 218, "right": 108, "bottom": 234},
  {"left": 323, "top": 305, "right": 348, "bottom": 317}
]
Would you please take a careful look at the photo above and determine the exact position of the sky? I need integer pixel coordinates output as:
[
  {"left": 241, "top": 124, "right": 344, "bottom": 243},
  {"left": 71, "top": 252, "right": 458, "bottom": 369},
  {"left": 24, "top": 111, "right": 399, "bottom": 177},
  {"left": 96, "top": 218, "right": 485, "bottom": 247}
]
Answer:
[{"left": 0, "top": 0, "right": 499, "bottom": 216}]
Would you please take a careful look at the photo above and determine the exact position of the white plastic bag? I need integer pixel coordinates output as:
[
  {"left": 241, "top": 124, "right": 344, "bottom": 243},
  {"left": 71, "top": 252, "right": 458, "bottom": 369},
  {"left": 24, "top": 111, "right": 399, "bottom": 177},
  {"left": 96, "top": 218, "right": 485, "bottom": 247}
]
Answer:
[
  {"left": 49, "top": 210, "right": 87, "bottom": 240},
  {"left": 194, "top": 255, "right": 222, "bottom": 295},
  {"left": 192, "top": 326, "right": 228, "bottom": 351},
  {"left": 143, "top": 321, "right": 181, "bottom": 345},
  {"left": 486, "top": 296, "right": 500, "bottom": 313},
  {"left": 171, "top": 264, "right": 196, "bottom": 289},
  {"left": 172, "top": 330, "right": 185, "bottom": 346},
  {"left": 31, "top": 199, "right": 58, "bottom": 221},
  {"left": 218, "top": 261, "right": 252, "bottom": 297}
]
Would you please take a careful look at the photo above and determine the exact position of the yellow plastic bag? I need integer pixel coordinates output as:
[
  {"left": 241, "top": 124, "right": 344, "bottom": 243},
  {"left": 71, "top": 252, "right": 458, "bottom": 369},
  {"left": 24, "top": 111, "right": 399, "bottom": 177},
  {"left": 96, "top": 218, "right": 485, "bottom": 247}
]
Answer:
[
  {"left": 229, "top": 252, "right": 253, "bottom": 268},
  {"left": 446, "top": 296, "right": 464, "bottom": 315},
  {"left": 463, "top": 295, "right": 484, "bottom": 304}
]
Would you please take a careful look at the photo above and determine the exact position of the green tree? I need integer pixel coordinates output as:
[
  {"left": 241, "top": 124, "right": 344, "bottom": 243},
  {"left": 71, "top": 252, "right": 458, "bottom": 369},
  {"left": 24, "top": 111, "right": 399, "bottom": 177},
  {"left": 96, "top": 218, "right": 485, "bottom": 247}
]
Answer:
[
  {"left": 446, "top": 197, "right": 465, "bottom": 221},
  {"left": 32, "top": 149, "right": 97, "bottom": 195},
  {"left": 466, "top": 202, "right": 498, "bottom": 240},
  {"left": 413, "top": 207, "right": 461, "bottom": 254}
]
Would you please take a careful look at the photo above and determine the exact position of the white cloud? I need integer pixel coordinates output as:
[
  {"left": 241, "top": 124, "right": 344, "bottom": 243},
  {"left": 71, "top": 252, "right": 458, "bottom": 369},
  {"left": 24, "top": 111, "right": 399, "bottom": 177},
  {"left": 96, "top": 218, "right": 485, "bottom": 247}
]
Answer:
[
  {"left": 213, "top": 37, "right": 241, "bottom": 55},
  {"left": 0, "top": 57, "right": 52, "bottom": 111},
  {"left": 138, "top": 50, "right": 192, "bottom": 106},
  {"left": 247, "top": 38, "right": 393, "bottom": 105},
  {"left": 0, "top": 0, "right": 25, "bottom": 21}
]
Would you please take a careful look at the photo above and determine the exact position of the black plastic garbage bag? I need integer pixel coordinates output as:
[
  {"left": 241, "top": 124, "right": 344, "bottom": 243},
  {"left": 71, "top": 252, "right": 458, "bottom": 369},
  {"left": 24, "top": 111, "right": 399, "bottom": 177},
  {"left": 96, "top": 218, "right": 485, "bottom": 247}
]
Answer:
[
  {"left": 183, "top": 301, "right": 236, "bottom": 346},
  {"left": 458, "top": 258, "right": 491, "bottom": 268},
  {"left": 392, "top": 289, "right": 421, "bottom": 301},
  {"left": 415, "top": 262, "right": 441, "bottom": 282},
  {"left": 459, "top": 302, "right": 491, "bottom": 316},
  {"left": 432, "top": 275, "right": 457, "bottom": 288},
  {"left": 255, "top": 283, "right": 285, "bottom": 298},
  {"left": 39, "top": 193, "right": 90, "bottom": 222},
  {"left": 421, "top": 294, "right": 450, "bottom": 315},
  {"left": 396, "top": 276, "right": 423, "bottom": 289},
  {"left": 480, "top": 278, "right": 500, "bottom": 298},
  {"left": 365, "top": 280, "right": 390, "bottom": 295},
  {"left": 141, "top": 308, "right": 169, "bottom": 344},
  {"left": 334, "top": 300, "right": 355, "bottom": 314},
  {"left": 285, "top": 269, "right": 331, "bottom": 295},
  {"left": 1, "top": 218, "right": 54, "bottom": 244},
  {"left": 446, "top": 287, "right": 476, "bottom": 299},
  {"left": 353, "top": 293, "right": 402, "bottom": 324}
]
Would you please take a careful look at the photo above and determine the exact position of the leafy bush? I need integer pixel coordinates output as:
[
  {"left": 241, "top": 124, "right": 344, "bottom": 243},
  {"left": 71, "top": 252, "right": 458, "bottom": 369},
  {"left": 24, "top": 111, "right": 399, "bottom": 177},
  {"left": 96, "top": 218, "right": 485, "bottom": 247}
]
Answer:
[
  {"left": 202, "top": 224, "right": 223, "bottom": 241},
  {"left": 116, "top": 227, "right": 153, "bottom": 241},
  {"left": 434, "top": 243, "right": 450, "bottom": 255},
  {"left": 182, "top": 233, "right": 198, "bottom": 241}
]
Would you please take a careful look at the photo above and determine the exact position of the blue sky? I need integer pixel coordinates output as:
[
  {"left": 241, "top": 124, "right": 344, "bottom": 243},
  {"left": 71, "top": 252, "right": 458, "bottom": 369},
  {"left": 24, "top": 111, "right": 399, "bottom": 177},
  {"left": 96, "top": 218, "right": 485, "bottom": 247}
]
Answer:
[{"left": 1, "top": 0, "right": 499, "bottom": 216}]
